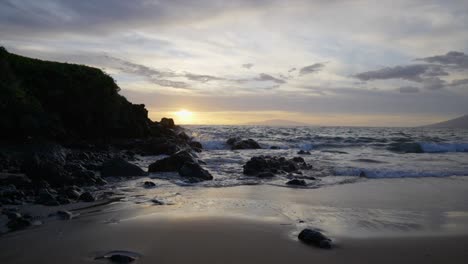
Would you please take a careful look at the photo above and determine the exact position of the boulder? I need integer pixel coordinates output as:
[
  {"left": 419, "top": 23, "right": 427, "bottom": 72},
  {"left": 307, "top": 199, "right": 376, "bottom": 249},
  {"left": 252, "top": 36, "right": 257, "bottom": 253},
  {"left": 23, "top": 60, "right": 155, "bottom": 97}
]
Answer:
[
  {"left": 298, "top": 229, "right": 332, "bottom": 249},
  {"left": 148, "top": 150, "right": 196, "bottom": 172},
  {"left": 101, "top": 158, "right": 146, "bottom": 177},
  {"left": 226, "top": 138, "right": 261, "bottom": 150},
  {"left": 178, "top": 162, "right": 213, "bottom": 181},
  {"left": 243, "top": 156, "right": 312, "bottom": 176},
  {"left": 36, "top": 189, "right": 59, "bottom": 206},
  {"left": 7, "top": 216, "right": 32, "bottom": 231}
]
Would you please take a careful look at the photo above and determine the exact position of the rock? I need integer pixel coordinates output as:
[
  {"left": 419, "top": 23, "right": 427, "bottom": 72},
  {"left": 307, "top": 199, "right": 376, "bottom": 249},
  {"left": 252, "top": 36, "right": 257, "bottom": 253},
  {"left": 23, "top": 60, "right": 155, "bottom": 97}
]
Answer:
[
  {"left": 243, "top": 156, "right": 312, "bottom": 176},
  {"left": 22, "top": 143, "right": 73, "bottom": 187},
  {"left": 286, "top": 178, "right": 307, "bottom": 186},
  {"left": 189, "top": 141, "right": 203, "bottom": 152},
  {"left": 101, "top": 158, "right": 146, "bottom": 177},
  {"left": 359, "top": 171, "right": 367, "bottom": 177},
  {"left": 270, "top": 146, "right": 280, "bottom": 149},
  {"left": 95, "top": 250, "right": 140, "bottom": 263},
  {"left": 226, "top": 138, "right": 261, "bottom": 150},
  {"left": 148, "top": 150, "right": 196, "bottom": 172},
  {"left": 257, "top": 172, "right": 275, "bottom": 178},
  {"left": 160, "top": 117, "right": 175, "bottom": 129},
  {"left": 109, "top": 254, "right": 136, "bottom": 263},
  {"left": 0, "top": 174, "right": 32, "bottom": 189},
  {"left": 56, "top": 210, "right": 73, "bottom": 220},
  {"left": 151, "top": 198, "right": 165, "bottom": 205},
  {"left": 36, "top": 189, "right": 59, "bottom": 206},
  {"left": 79, "top": 192, "right": 95, "bottom": 202},
  {"left": 136, "top": 139, "right": 180, "bottom": 156},
  {"left": 298, "top": 228, "right": 332, "bottom": 249},
  {"left": 178, "top": 162, "right": 213, "bottom": 181},
  {"left": 143, "top": 181, "right": 156, "bottom": 188},
  {"left": 7, "top": 216, "right": 32, "bottom": 231},
  {"left": 297, "top": 150, "right": 311, "bottom": 155},
  {"left": 387, "top": 142, "right": 423, "bottom": 153},
  {"left": 64, "top": 186, "right": 82, "bottom": 200}
]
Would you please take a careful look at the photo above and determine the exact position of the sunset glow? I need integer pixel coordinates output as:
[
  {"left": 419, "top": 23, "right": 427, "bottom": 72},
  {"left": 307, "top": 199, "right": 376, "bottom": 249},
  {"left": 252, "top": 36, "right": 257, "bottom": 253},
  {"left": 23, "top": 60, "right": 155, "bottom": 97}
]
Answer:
[{"left": 174, "top": 109, "right": 194, "bottom": 124}]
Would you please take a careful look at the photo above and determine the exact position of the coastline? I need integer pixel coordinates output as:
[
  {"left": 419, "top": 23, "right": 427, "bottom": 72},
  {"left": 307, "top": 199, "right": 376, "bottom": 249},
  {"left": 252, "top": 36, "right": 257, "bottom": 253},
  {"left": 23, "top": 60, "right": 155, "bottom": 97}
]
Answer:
[{"left": 2, "top": 176, "right": 468, "bottom": 263}]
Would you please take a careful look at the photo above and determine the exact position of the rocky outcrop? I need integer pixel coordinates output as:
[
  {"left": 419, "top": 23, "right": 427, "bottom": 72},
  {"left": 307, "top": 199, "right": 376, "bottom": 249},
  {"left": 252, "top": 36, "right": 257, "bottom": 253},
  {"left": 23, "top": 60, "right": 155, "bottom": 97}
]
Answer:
[
  {"left": 243, "top": 156, "right": 312, "bottom": 176},
  {"left": 178, "top": 162, "right": 213, "bottom": 181},
  {"left": 100, "top": 158, "right": 146, "bottom": 177},
  {"left": 226, "top": 137, "right": 261, "bottom": 150}
]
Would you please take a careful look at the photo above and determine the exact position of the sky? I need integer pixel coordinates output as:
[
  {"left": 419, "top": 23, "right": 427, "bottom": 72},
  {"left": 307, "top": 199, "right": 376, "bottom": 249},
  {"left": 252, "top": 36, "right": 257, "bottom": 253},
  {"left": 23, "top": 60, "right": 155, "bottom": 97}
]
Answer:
[{"left": 1, "top": 0, "right": 468, "bottom": 126}]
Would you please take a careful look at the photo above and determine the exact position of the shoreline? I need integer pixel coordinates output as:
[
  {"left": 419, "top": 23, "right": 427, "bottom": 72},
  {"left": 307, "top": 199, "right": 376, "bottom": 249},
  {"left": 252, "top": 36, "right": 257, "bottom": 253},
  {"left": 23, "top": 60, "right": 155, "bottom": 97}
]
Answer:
[{"left": 2, "top": 176, "right": 468, "bottom": 263}]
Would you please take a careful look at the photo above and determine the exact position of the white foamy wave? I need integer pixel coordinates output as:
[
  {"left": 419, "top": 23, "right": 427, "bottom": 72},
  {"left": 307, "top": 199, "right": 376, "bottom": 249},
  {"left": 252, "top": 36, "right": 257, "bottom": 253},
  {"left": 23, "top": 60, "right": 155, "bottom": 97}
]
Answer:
[
  {"left": 419, "top": 142, "right": 468, "bottom": 153},
  {"left": 334, "top": 167, "right": 468, "bottom": 178}
]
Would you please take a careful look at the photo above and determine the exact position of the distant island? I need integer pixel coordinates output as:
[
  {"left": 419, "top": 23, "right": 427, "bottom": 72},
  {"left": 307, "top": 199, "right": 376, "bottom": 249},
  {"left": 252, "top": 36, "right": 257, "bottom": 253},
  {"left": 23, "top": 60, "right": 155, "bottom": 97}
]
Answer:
[
  {"left": 422, "top": 114, "right": 468, "bottom": 129},
  {"left": 244, "top": 119, "right": 310, "bottom": 126}
]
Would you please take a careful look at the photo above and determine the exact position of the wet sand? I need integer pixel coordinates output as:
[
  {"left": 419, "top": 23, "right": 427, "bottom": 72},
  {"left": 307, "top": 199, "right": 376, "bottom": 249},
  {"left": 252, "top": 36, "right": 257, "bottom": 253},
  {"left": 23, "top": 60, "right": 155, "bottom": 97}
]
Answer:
[{"left": 1, "top": 177, "right": 468, "bottom": 263}]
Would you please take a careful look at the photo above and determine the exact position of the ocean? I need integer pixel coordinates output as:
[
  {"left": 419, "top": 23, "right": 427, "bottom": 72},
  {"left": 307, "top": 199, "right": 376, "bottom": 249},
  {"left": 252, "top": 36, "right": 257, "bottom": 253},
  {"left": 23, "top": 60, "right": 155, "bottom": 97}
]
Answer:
[{"left": 138, "top": 126, "right": 468, "bottom": 188}]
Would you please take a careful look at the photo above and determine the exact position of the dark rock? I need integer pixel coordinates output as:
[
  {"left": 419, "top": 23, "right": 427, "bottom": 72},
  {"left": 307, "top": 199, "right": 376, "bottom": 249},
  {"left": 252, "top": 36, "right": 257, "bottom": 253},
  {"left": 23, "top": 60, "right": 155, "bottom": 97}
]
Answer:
[
  {"left": 143, "top": 181, "right": 156, "bottom": 188},
  {"left": 56, "top": 210, "right": 73, "bottom": 220},
  {"left": 243, "top": 156, "right": 312, "bottom": 176},
  {"left": 359, "top": 171, "right": 367, "bottom": 177},
  {"left": 0, "top": 174, "right": 32, "bottom": 189},
  {"left": 226, "top": 137, "right": 261, "bottom": 150},
  {"left": 36, "top": 189, "right": 59, "bottom": 206},
  {"left": 109, "top": 254, "right": 136, "bottom": 263},
  {"left": 298, "top": 228, "right": 332, "bottom": 249},
  {"left": 148, "top": 150, "right": 196, "bottom": 172},
  {"left": 79, "top": 192, "right": 95, "bottom": 202},
  {"left": 7, "top": 216, "right": 32, "bottom": 231},
  {"left": 286, "top": 178, "right": 307, "bottom": 186},
  {"left": 64, "top": 186, "right": 82, "bottom": 200},
  {"left": 178, "top": 162, "right": 213, "bottom": 181},
  {"left": 101, "top": 158, "right": 146, "bottom": 177},
  {"left": 298, "top": 150, "right": 311, "bottom": 155},
  {"left": 387, "top": 142, "right": 423, "bottom": 153},
  {"left": 257, "top": 172, "right": 275, "bottom": 178},
  {"left": 270, "top": 146, "right": 280, "bottom": 149},
  {"left": 189, "top": 141, "right": 203, "bottom": 152},
  {"left": 160, "top": 117, "right": 175, "bottom": 129},
  {"left": 22, "top": 143, "right": 73, "bottom": 187}
]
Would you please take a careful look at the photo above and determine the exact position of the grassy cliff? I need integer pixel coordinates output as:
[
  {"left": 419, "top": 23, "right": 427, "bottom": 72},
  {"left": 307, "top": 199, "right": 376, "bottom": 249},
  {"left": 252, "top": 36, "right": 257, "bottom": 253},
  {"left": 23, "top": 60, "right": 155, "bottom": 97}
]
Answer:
[{"left": 0, "top": 47, "right": 151, "bottom": 140}]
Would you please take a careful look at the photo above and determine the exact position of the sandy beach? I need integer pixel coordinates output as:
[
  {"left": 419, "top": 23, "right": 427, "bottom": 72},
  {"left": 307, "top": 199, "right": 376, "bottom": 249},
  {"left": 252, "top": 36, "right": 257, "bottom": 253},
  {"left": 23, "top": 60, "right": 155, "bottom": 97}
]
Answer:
[{"left": 2, "top": 177, "right": 468, "bottom": 263}]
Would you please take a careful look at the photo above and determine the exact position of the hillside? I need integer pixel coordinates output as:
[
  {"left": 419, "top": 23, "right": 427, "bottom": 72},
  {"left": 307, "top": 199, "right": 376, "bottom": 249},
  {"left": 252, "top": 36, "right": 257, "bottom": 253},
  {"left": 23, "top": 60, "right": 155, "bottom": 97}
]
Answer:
[
  {"left": 422, "top": 115, "right": 468, "bottom": 129},
  {"left": 0, "top": 47, "right": 151, "bottom": 140}
]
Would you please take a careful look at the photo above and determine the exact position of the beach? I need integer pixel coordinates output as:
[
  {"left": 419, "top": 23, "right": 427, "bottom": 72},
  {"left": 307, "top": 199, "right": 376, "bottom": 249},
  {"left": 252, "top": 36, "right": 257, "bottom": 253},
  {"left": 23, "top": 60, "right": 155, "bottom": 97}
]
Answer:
[{"left": 2, "top": 176, "right": 468, "bottom": 263}]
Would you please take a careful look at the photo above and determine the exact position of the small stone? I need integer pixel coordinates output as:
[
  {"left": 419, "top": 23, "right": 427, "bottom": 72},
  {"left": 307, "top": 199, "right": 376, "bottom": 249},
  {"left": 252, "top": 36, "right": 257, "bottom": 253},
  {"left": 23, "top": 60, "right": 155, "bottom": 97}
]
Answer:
[
  {"left": 298, "top": 228, "right": 332, "bottom": 249},
  {"left": 143, "top": 181, "right": 156, "bottom": 188},
  {"left": 56, "top": 210, "right": 73, "bottom": 220}
]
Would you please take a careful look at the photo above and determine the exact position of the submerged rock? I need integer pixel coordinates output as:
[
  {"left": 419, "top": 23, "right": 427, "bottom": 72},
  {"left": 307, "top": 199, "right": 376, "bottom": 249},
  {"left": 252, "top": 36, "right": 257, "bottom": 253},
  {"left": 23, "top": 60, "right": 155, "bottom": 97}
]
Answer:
[
  {"left": 56, "top": 210, "right": 73, "bottom": 220},
  {"left": 298, "top": 228, "right": 332, "bottom": 249},
  {"left": 226, "top": 137, "right": 261, "bottom": 150},
  {"left": 95, "top": 250, "right": 140, "bottom": 263},
  {"left": 178, "top": 162, "right": 213, "bottom": 181},
  {"left": 101, "top": 158, "right": 146, "bottom": 177},
  {"left": 297, "top": 150, "right": 311, "bottom": 155}
]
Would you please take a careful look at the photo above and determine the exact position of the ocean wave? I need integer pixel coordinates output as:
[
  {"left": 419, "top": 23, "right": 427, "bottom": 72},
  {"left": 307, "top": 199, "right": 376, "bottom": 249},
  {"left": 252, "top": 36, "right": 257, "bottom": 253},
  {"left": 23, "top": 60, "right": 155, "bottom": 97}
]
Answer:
[
  {"left": 334, "top": 167, "right": 468, "bottom": 178},
  {"left": 419, "top": 142, "right": 468, "bottom": 153}
]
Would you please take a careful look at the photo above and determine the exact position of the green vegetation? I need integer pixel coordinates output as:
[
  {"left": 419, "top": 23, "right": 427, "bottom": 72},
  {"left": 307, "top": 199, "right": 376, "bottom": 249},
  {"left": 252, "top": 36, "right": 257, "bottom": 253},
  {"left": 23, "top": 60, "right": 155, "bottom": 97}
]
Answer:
[{"left": 0, "top": 47, "right": 151, "bottom": 140}]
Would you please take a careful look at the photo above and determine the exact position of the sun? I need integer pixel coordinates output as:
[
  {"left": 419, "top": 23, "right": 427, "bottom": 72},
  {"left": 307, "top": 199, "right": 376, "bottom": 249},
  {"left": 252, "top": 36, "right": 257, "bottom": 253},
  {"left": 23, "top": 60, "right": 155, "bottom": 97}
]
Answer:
[{"left": 175, "top": 109, "right": 194, "bottom": 124}]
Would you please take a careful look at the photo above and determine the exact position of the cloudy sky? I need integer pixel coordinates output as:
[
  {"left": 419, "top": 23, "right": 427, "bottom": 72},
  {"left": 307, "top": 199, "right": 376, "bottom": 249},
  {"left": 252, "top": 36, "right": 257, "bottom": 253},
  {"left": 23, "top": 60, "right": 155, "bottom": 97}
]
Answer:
[{"left": 1, "top": 0, "right": 468, "bottom": 126}]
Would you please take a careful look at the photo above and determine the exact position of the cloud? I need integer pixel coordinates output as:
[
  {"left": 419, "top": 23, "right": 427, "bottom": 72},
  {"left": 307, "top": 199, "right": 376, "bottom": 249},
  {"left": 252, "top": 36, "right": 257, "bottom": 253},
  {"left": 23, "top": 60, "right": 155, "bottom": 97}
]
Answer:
[
  {"left": 185, "top": 73, "right": 225, "bottom": 82},
  {"left": 418, "top": 51, "right": 468, "bottom": 69},
  {"left": 242, "top": 63, "right": 254, "bottom": 69},
  {"left": 399, "top": 86, "right": 420, "bottom": 93},
  {"left": 256, "top": 73, "right": 286, "bottom": 84},
  {"left": 450, "top": 78, "right": 468, "bottom": 86},
  {"left": 288, "top": 67, "right": 296, "bottom": 73},
  {"left": 299, "top": 63, "right": 326, "bottom": 76},
  {"left": 354, "top": 64, "right": 448, "bottom": 82},
  {"left": 422, "top": 77, "right": 446, "bottom": 90}
]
